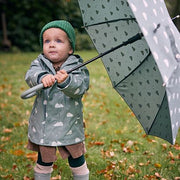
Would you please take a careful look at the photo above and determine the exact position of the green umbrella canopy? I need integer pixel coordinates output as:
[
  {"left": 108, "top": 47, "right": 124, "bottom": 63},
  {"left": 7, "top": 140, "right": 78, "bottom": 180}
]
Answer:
[{"left": 78, "top": 0, "right": 180, "bottom": 144}]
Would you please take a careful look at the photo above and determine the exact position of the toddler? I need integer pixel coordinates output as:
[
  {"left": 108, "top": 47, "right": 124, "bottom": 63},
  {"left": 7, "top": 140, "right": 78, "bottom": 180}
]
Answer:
[{"left": 25, "top": 20, "right": 89, "bottom": 180}]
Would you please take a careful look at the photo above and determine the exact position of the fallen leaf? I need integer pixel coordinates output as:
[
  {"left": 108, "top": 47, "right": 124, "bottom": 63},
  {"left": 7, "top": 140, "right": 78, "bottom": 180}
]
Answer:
[
  {"left": 126, "top": 165, "right": 140, "bottom": 175},
  {"left": 154, "top": 163, "right": 161, "bottom": 168},
  {"left": 12, "top": 149, "right": 25, "bottom": 156},
  {"left": 147, "top": 138, "right": 157, "bottom": 143},
  {"left": 142, "top": 134, "right": 147, "bottom": 138},
  {"left": 123, "top": 147, "right": 134, "bottom": 153},
  {"left": 130, "top": 112, "right": 135, "bottom": 117},
  {"left": 101, "top": 149, "right": 115, "bottom": 158},
  {"left": 143, "top": 151, "right": 154, "bottom": 156},
  {"left": 111, "top": 139, "right": 120, "bottom": 144},
  {"left": 90, "top": 141, "right": 104, "bottom": 146},
  {"left": 134, "top": 145, "right": 139, "bottom": 151},
  {"left": 14, "top": 122, "right": 21, "bottom": 127},
  {"left": 121, "top": 143, "right": 125, "bottom": 148},
  {"left": 3, "top": 128, "right": 12, "bottom": 133},
  {"left": 126, "top": 140, "right": 134, "bottom": 147},
  {"left": 51, "top": 175, "right": 61, "bottom": 179},
  {"left": 53, "top": 164, "right": 58, "bottom": 170},
  {"left": 23, "top": 176, "right": 31, "bottom": 180},
  {"left": 168, "top": 151, "right": 174, "bottom": 160},
  {"left": 0, "top": 103, "right": 7, "bottom": 109},
  {"left": 115, "top": 130, "right": 122, "bottom": 134},
  {"left": 173, "top": 144, "right": 180, "bottom": 150},
  {"left": 26, "top": 164, "right": 33, "bottom": 172},
  {"left": 115, "top": 103, "right": 120, "bottom": 107},
  {"left": 139, "top": 162, "right": 145, "bottom": 167},
  {"left": 105, "top": 108, "right": 110, "bottom": 113},
  {"left": 161, "top": 143, "right": 167, "bottom": 150},
  {"left": 174, "top": 177, "right": 180, "bottom": 180},
  {"left": 26, "top": 110, "right": 30, "bottom": 116},
  {"left": 12, "top": 164, "right": 17, "bottom": 171},
  {"left": 144, "top": 174, "right": 157, "bottom": 179},
  {"left": 97, "top": 161, "right": 117, "bottom": 179},
  {"left": 1, "top": 174, "right": 13, "bottom": 179},
  {"left": 99, "top": 120, "right": 108, "bottom": 125},
  {"left": 7, "top": 91, "right": 12, "bottom": 96},
  {"left": 155, "top": 172, "right": 161, "bottom": 178},
  {"left": 1, "top": 136, "right": 10, "bottom": 142},
  {"left": 94, "top": 141, "right": 104, "bottom": 146},
  {"left": 105, "top": 151, "right": 115, "bottom": 158},
  {"left": 26, "top": 152, "right": 37, "bottom": 162},
  {"left": 170, "top": 160, "right": 176, "bottom": 165}
]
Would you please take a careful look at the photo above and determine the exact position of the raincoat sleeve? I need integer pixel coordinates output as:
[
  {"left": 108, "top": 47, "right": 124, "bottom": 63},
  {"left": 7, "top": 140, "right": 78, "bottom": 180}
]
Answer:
[
  {"left": 25, "top": 57, "right": 48, "bottom": 87},
  {"left": 57, "top": 55, "right": 89, "bottom": 98}
]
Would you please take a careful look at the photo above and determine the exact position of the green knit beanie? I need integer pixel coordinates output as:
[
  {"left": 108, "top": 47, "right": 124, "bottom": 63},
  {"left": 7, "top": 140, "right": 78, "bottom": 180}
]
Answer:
[{"left": 40, "top": 20, "right": 75, "bottom": 52}]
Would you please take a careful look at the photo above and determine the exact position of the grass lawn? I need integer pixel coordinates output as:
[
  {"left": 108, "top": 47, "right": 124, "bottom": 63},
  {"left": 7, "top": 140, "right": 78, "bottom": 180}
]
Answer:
[{"left": 0, "top": 51, "right": 179, "bottom": 180}]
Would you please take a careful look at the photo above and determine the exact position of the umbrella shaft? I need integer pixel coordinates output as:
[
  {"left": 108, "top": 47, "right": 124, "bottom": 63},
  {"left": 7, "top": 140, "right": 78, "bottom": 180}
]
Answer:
[
  {"left": 67, "top": 33, "right": 143, "bottom": 74},
  {"left": 21, "top": 33, "right": 143, "bottom": 99}
]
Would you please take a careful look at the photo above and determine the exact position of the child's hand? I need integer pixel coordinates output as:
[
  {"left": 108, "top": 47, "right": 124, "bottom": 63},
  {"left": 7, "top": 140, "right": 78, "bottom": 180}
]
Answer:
[
  {"left": 54, "top": 70, "right": 68, "bottom": 83},
  {"left": 42, "top": 74, "right": 56, "bottom": 87}
]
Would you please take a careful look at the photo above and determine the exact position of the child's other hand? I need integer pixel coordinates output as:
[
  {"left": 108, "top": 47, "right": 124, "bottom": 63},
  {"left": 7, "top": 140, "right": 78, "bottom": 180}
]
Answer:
[
  {"left": 54, "top": 70, "right": 68, "bottom": 83},
  {"left": 42, "top": 74, "right": 56, "bottom": 87}
]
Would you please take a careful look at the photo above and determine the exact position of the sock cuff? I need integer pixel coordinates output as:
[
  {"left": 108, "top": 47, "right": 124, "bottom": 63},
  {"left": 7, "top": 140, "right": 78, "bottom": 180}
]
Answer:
[
  {"left": 34, "top": 163, "right": 53, "bottom": 174},
  {"left": 70, "top": 162, "right": 89, "bottom": 176}
]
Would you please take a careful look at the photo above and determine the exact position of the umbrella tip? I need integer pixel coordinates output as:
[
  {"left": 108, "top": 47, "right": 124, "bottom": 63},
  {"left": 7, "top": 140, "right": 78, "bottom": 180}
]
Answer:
[
  {"left": 172, "top": 15, "right": 180, "bottom": 21},
  {"left": 154, "top": 15, "right": 179, "bottom": 33}
]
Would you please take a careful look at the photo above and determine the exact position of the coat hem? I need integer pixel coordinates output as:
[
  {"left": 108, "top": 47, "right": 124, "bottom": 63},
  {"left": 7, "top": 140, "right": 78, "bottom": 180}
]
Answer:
[{"left": 28, "top": 136, "right": 85, "bottom": 147}]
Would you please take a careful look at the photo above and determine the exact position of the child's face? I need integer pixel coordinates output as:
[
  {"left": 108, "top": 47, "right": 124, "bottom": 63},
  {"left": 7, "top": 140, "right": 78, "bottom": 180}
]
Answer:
[{"left": 43, "top": 28, "right": 73, "bottom": 63}]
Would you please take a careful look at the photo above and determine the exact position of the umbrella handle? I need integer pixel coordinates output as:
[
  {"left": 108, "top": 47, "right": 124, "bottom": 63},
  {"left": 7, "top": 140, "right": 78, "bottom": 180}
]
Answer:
[{"left": 21, "top": 83, "right": 44, "bottom": 99}]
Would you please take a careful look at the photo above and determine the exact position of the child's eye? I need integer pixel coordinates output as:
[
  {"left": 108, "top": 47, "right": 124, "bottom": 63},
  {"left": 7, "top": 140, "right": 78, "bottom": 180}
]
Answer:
[
  {"left": 56, "top": 39, "right": 62, "bottom": 43},
  {"left": 44, "top": 40, "right": 50, "bottom": 43}
]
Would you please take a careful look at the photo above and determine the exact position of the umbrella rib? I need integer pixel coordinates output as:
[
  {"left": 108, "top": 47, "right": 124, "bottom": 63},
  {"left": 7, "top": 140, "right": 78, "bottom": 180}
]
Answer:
[
  {"left": 114, "top": 51, "right": 151, "bottom": 88},
  {"left": 67, "top": 33, "right": 143, "bottom": 74},
  {"left": 147, "top": 91, "right": 167, "bottom": 134},
  {"left": 83, "top": 18, "right": 136, "bottom": 28}
]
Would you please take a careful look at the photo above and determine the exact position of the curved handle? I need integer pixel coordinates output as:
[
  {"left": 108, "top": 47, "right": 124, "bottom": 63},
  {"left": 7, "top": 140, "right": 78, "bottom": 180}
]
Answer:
[{"left": 21, "top": 83, "right": 44, "bottom": 99}]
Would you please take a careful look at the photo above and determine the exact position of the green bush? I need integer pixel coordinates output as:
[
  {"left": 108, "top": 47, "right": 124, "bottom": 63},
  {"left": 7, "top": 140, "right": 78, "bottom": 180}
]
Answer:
[
  {"left": 76, "top": 31, "right": 95, "bottom": 50},
  {"left": 0, "top": 0, "right": 94, "bottom": 52}
]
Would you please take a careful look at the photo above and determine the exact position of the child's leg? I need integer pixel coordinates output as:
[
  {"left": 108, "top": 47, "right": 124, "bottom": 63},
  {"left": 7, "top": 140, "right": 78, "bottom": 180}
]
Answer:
[
  {"left": 68, "top": 155, "right": 89, "bottom": 180},
  {"left": 34, "top": 152, "right": 53, "bottom": 180}
]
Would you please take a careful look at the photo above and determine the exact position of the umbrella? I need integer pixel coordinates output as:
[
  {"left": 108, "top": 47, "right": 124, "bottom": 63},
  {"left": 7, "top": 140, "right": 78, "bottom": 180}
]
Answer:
[
  {"left": 77, "top": 0, "right": 180, "bottom": 144},
  {"left": 21, "top": 0, "right": 180, "bottom": 144}
]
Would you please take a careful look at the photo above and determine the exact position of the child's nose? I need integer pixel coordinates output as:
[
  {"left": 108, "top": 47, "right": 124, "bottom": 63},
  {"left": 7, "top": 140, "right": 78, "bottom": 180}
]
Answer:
[{"left": 49, "top": 41, "right": 55, "bottom": 47}]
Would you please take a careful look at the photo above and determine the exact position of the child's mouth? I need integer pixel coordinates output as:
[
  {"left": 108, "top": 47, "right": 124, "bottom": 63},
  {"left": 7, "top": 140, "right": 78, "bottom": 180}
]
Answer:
[{"left": 49, "top": 51, "right": 57, "bottom": 54}]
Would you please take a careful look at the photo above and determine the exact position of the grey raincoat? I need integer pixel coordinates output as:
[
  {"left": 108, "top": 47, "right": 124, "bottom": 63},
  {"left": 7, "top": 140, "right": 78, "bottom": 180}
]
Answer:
[{"left": 25, "top": 54, "right": 89, "bottom": 146}]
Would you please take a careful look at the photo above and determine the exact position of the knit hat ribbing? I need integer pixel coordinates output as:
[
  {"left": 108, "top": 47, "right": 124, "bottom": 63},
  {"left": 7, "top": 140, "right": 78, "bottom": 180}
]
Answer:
[{"left": 39, "top": 20, "right": 75, "bottom": 52}]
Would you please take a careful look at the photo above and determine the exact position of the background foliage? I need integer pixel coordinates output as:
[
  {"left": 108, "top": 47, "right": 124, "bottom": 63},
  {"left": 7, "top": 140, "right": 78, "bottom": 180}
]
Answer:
[
  {"left": 0, "top": 0, "right": 92, "bottom": 51},
  {"left": 0, "top": 0, "right": 179, "bottom": 52}
]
